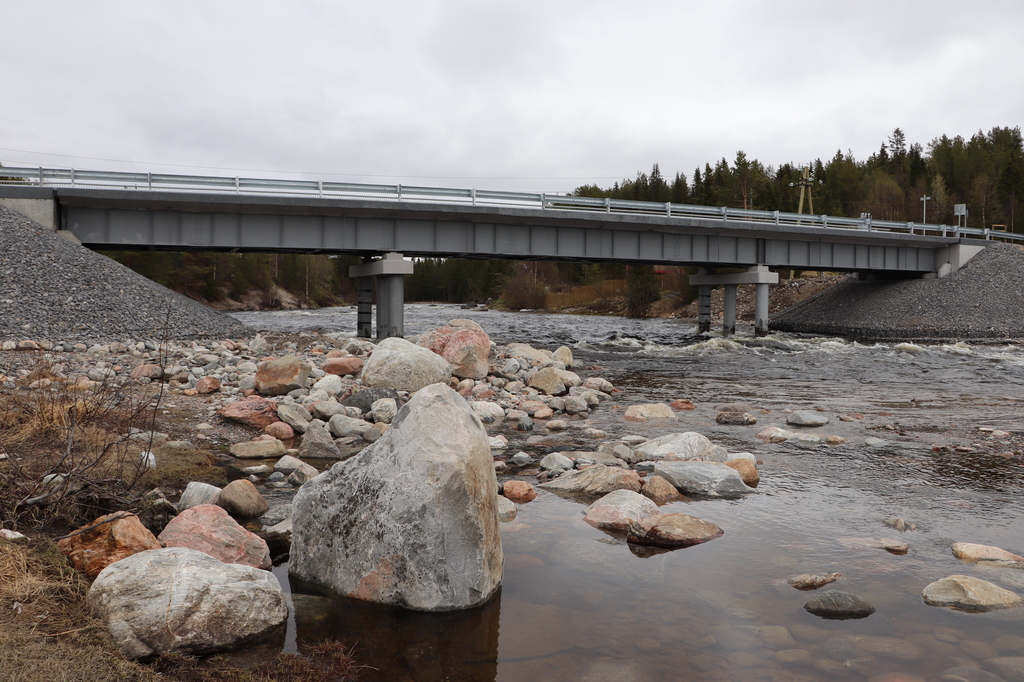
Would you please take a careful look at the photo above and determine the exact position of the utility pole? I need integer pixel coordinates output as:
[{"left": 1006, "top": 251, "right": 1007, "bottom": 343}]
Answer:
[
  {"left": 789, "top": 166, "right": 816, "bottom": 214},
  {"left": 920, "top": 195, "right": 931, "bottom": 224}
]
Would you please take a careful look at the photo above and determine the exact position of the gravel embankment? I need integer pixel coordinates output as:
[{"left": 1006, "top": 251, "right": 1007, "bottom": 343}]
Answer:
[
  {"left": 0, "top": 206, "right": 252, "bottom": 344},
  {"left": 772, "top": 242, "right": 1024, "bottom": 342}
]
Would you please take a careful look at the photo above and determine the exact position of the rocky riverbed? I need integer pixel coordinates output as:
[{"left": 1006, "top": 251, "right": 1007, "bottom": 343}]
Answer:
[{"left": 5, "top": 313, "right": 1024, "bottom": 680}]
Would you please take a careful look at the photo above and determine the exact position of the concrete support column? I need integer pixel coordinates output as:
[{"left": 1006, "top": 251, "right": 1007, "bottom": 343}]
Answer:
[
  {"left": 723, "top": 285, "right": 737, "bottom": 336},
  {"left": 378, "top": 274, "right": 405, "bottom": 339},
  {"left": 355, "top": 259, "right": 374, "bottom": 339},
  {"left": 697, "top": 285, "right": 712, "bottom": 333},
  {"left": 349, "top": 252, "right": 415, "bottom": 341},
  {"left": 754, "top": 282, "right": 770, "bottom": 337},
  {"left": 375, "top": 276, "right": 392, "bottom": 340},
  {"left": 690, "top": 264, "right": 778, "bottom": 338}
]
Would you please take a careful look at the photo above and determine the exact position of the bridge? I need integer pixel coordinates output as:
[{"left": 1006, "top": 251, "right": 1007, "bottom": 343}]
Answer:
[{"left": 2, "top": 166, "right": 1018, "bottom": 338}]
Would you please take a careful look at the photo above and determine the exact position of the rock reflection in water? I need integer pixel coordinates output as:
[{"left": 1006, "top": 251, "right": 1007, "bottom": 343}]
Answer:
[{"left": 289, "top": 577, "right": 500, "bottom": 682}]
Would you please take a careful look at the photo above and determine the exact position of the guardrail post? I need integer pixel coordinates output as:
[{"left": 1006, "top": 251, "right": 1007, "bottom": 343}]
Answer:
[
  {"left": 907, "top": 222, "right": 914, "bottom": 235},
  {"left": 235, "top": 177, "right": 240, "bottom": 193},
  {"left": 397, "top": 184, "right": 402, "bottom": 201},
  {"left": 147, "top": 173, "right": 152, "bottom": 190},
  {"left": 822, "top": 215, "right": 828, "bottom": 229},
  {"left": 541, "top": 192, "right": 546, "bottom": 209},
  {"left": 774, "top": 210, "right": 779, "bottom": 224},
  {"left": 666, "top": 202, "right": 671, "bottom": 217},
  {"left": 721, "top": 206, "right": 728, "bottom": 220},
  {"left": 471, "top": 188, "right": 477, "bottom": 206},
  {"left": 985, "top": 228, "right": 991, "bottom": 239},
  {"left": 70, "top": 168, "right": 75, "bottom": 187},
  {"left": 38, "top": 167, "right": 43, "bottom": 185}
]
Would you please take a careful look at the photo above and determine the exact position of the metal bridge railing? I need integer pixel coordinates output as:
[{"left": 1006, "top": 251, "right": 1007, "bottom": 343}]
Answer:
[{"left": 1, "top": 165, "right": 1020, "bottom": 244}]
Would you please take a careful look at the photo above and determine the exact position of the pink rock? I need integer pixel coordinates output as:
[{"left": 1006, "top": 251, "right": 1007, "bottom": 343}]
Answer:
[
  {"left": 323, "top": 356, "right": 364, "bottom": 376},
  {"left": 220, "top": 396, "right": 279, "bottom": 429},
  {"left": 326, "top": 349, "right": 349, "bottom": 358},
  {"left": 628, "top": 513, "right": 724, "bottom": 548},
  {"left": 195, "top": 376, "right": 221, "bottom": 394},
  {"left": 130, "top": 364, "right": 164, "bottom": 380},
  {"left": 263, "top": 421, "right": 295, "bottom": 440},
  {"left": 417, "top": 320, "right": 491, "bottom": 380},
  {"left": 158, "top": 504, "right": 271, "bottom": 570},
  {"left": 503, "top": 480, "right": 537, "bottom": 503},
  {"left": 255, "top": 355, "right": 310, "bottom": 396},
  {"left": 57, "top": 511, "right": 162, "bottom": 579}
]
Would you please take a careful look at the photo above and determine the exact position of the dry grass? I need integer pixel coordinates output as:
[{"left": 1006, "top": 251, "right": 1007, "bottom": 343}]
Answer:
[
  {"left": 1, "top": 538, "right": 364, "bottom": 682},
  {"left": 0, "top": 536, "right": 161, "bottom": 681}
]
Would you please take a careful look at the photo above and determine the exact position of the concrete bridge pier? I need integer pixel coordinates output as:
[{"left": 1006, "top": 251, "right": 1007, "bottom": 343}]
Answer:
[
  {"left": 723, "top": 285, "right": 737, "bottom": 336},
  {"left": 690, "top": 265, "right": 779, "bottom": 337},
  {"left": 697, "top": 278, "right": 713, "bottom": 333},
  {"left": 348, "top": 252, "right": 415, "bottom": 340}
]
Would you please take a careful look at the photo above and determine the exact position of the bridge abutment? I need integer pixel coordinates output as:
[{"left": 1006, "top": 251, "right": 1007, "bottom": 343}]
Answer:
[{"left": 348, "top": 252, "right": 415, "bottom": 340}]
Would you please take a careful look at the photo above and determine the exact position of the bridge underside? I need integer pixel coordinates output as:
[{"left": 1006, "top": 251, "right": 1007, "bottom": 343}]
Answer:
[
  {"left": 4, "top": 187, "right": 984, "bottom": 341},
  {"left": 64, "top": 206, "right": 938, "bottom": 274}
]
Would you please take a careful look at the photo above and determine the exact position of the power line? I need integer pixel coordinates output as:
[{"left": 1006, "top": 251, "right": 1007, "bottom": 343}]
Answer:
[{"left": 0, "top": 146, "right": 625, "bottom": 182}]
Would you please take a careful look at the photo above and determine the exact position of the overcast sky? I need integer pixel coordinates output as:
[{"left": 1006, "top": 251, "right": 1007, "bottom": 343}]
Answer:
[{"left": 2, "top": 1, "right": 1022, "bottom": 192}]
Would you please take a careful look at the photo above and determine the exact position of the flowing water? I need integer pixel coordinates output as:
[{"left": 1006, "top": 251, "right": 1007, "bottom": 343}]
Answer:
[{"left": 232, "top": 305, "right": 1024, "bottom": 681}]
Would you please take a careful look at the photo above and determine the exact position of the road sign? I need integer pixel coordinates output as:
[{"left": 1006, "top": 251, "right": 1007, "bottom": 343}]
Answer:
[{"left": 954, "top": 204, "right": 967, "bottom": 216}]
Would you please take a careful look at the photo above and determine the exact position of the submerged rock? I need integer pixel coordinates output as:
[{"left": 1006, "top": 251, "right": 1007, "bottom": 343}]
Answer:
[
  {"left": 88, "top": 547, "right": 286, "bottom": 659},
  {"left": 803, "top": 590, "right": 875, "bottom": 619},
  {"left": 289, "top": 383, "right": 502, "bottom": 611},
  {"left": 539, "top": 465, "right": 642, "bottom": 496},
  {"left": 787, "top": 572, "right": 842, "bottom": 590}
]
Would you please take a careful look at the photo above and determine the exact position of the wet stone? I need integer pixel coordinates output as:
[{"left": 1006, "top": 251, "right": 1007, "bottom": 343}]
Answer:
[{"left": 803, "top": 590, "right": 876, "bottom": 619}]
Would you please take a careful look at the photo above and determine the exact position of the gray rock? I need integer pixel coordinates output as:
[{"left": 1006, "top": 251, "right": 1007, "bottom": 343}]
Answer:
[
  {"left": 360, "top": 337, "right": 451, "bottom": 392},
  {"left": 87, "top": 547, "right": 286, "bottom": 659},
  {"left": 654, "top": 461, "right": 755, "bottom": 497},
  {"left": 787, "top": 411, "right": 830, "bottom": 427},
  {"left": 984, "top": 658, "right": 1024, "bottom": 682},
  {"left": 289, "top": 383, "right": 502, "bottom": 611},
  {"left": 821, "top": 637, "right": 860, "bottom": 661},
  {"left": 298, "top": 419, "right": 342, "bottom": 460},
  {"left": 803, "top": 590, "right": 876, "bottom": 619},
  {"left": 310, "top": 399, "right": 347, "bottom": 420},
  {"left": 272, "top": 454, "right": 305, "bottom": 475},
  {"left": 177, "top": 481, "right": 221, "bottom": 512},
  {"left": 496, "top": 495, "right": 517, "bottom": 522},
  {"left": 516, "top": 415, "right": 534, "bottom": 431},
  {"left": 287, "top": 462, "right": 320, "bottom": 486},
  {"left": 539, "top": 465, "right": 642, "bottom": 496},
  {"left": 922, "top": 575, "right": 1023, "bottom": 612},
  {"left": 342, "top": 386, "right": 400, "bottom": 415},
  {"left": 510, "top": 452, "right": 533, "bottom": 467},
  {"left": 327, "top": 413, "right": 373, "bottom": 438},
  {"left": 259, "top": 503, "right": 293, "bottom": 528},
  {"left": 277, "top": 403, "right": 312, "bottom": 434},
  {"left": 370, "top": 398, "right": 398, "bottom": 424},
  {"left": 312, "top": 373, "right": 343, "bottom": 396},
  {"left": 539, "top": 452, "right": 574, "bottom": 472},
  {"left": 939, "top": 666, "right": 1010, "bottom": 682},
  {"left": 471, "top": 401, "right": 505, "bottom": 423},
  {"left": 633, "top": 432, "right": 716, "bottom": 461},
  {"left": 584, "top": 489, "right": 658, "bottom": 531}
]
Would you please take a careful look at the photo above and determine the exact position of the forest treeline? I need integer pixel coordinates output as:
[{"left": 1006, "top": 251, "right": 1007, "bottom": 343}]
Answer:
[{"left": 95, "top": 126, "right": 1022, "bottom": 312}]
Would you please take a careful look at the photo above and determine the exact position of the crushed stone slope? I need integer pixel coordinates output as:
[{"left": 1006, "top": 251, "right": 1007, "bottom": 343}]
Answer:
[
  {"left": 771, "top": 242, "right": 1024, "bottom": 341},
  {"left": 0, "top": 206, "right": 252, "bottom": 343}
]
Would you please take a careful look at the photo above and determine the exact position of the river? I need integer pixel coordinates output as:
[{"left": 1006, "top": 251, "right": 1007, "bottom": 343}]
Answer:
[{"left": 231, "top": 304, "right": 1024, "bottom": 681}]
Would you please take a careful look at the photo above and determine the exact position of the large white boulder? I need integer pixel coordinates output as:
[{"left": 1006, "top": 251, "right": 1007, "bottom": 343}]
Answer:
[
  {"left": 360, "top": 337, "right": 452, "bottom": 392},
  {"left": 289, "top": 383, "right": 503, "bottom": 611},
  {"left": 87, "top": 547, "right": 287, "bottom": 659},
  {"left": 634, "top": 432, "right": 719, "bottom": 461}
]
